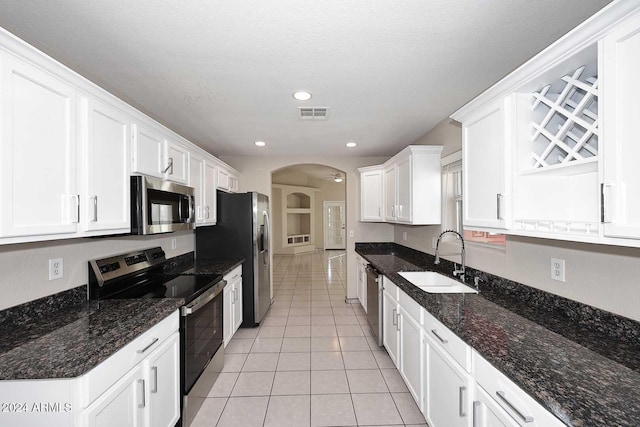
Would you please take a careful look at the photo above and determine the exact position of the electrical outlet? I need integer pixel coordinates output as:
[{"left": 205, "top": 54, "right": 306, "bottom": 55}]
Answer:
[
  {"left": 551, "top": 258, "right": 565, "bottom": 282},
  {"left": 49, "top": 258, "right": 63, "bottom": 281},
  {"left": 171, "top": 238, "right": 177, "bottom": 250},
  {"left": 402, "top": 231, "right": 407, "bottom": 241},
  {"left": 349, "top": 230, "right": 354, "bottom": 238}
]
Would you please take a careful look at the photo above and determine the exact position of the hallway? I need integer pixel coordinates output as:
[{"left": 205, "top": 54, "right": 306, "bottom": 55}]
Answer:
[{"left": 191, "top": 250, "right": 427, "bottom": 427}]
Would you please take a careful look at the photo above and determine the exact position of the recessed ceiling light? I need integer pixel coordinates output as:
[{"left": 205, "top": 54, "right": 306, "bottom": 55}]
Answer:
[
  {"left": 346, "top": 142, "right": 357, "bottom": 148},
  {"left": 292, "top": 91, "right": 312, "bottom": 101},
  {"left": 255, "top": 141, "right": 266, "bottom": 147}
]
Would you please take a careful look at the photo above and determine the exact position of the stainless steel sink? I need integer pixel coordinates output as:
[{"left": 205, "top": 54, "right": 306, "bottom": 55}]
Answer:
[{"left": 398, "top": 271, "right": 478, "bottom": 294}]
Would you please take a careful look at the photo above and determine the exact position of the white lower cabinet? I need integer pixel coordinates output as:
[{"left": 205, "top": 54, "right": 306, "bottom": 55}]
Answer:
[
  {"left": 398, "top": 304, "right": 422, "bottom": 406},
  {"left": 82, "top": 364, "right": 144, "bottom": 427},
  {"left": 423, "top": 331, "right": 473, "bottom": 427},
  {"left": 80, "top": 314, "right": 180, "bottom": 427},
  {"left": 382, "top": 278, "right": 399, "bottom": 367},
  {"left": 474, "top": 352, "right": 564, "bottom": 427},
  {"left": 223, "top": 265, "right": 243, "bottom": 346},
  {"left": 376, "top": 274, "right": 565, "bottom": 427},
  {"left": 473, "top": 386, "right": 519, "bottom": 427}
]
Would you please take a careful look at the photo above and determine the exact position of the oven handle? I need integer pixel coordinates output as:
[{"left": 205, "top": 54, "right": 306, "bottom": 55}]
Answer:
[{"left": 181, "top": 280, "right": 226, "bottom": 317}]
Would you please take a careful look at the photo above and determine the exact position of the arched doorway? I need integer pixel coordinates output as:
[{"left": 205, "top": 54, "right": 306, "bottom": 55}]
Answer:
[{"left": 271, "top": 164, "right": 346, "bottom": 255}]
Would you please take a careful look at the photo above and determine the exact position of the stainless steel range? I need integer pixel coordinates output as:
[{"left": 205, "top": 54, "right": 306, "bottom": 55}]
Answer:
[{"left": 88, "top": 247, "right": 225, "bottom": 427}]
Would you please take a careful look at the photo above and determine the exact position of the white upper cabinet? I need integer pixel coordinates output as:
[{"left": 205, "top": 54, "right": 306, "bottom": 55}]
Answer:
[
  {"left": 601, "top": 12, "right": 640, "bottom": 240},
  {"left": 385, "top": 146, "right": 443, "bottom": 225},
  {"left": 189, "top": 151, "right": 217, "bottom": 226},
  {"left": 164, "top": 139, "right": 189, "bottom": 184},
  {"left": 358, "top": 166, "right": 384, "bottom": 221},
  {"left": 462, "top": 97, "right": 511, "bottom": 230},
  {"left": 0, "top": 53, "right": 79, "bottom": 238},
  {"left": 132, "top": 122, "right": 164, "bottom": 179},
  {"left": 80, "top": 97, "right": 131, "bottom": 234},
  {"left": 363, "top": 145, "right": 442, "bottom": 225},
  {"left": 452, "top": 2, "right": 640, "bottom": 247},
  {"left": 216, "top": 160, "right": 239, "bottom": 193}
]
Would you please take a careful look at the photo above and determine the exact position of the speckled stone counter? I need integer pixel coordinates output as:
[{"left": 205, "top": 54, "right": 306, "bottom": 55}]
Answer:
[
  {"left": 163, "top": 251, "right": 244, "bottom": 276},
  {"left": 0, "top": 289, "right": 183, "bottom": 380},
  {"left": 356, "top": 242, "right": 640, "bottom": 427}
]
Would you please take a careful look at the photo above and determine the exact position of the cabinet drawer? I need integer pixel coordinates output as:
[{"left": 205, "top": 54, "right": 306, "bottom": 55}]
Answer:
[
  {"left": 383, "top": 276, "right": 398, "bottom": 300},
  {"left": 423, "top": 309, "right": 471, "bottom": 372},
  {"left": 224, "top": 265, "right": 242, "bottom": 282},
  {"left": 398, "top": 289, "right": 422, "bottom": 325},
  {"left": 77, "top": 310, "right": 179, "bottom": 408},
  {"left": 474, "top": 351, "right": 565, "bottom": 427}
]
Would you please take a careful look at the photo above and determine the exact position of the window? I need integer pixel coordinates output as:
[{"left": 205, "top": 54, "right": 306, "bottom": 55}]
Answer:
[{"left": 441, "top": 152, "right": 505, "bottom": 247}]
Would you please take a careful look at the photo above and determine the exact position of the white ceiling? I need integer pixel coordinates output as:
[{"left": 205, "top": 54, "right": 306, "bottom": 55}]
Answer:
[{"left": 0, "top": 0, "right": 611, "bottom": 157}]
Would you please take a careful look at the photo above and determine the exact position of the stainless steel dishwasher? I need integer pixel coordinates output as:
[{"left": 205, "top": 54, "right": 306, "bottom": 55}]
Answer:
[{"left": 366, "top": 265, "right": 383, "bottom": 347}]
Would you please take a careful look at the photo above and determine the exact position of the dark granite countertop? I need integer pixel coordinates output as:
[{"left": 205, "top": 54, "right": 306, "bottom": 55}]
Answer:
[
  {"left": 0, "top": 295, "right": 183, "bottom": 380},
  {"left": 163, "top": 251, "right": 244, "bottom": 277},
  {"left": 356, "top": 243, "right": 640, "bottom": 427}
]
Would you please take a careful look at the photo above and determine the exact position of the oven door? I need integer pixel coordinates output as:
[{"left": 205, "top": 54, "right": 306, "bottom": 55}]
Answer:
[{"left": 180, "top": 281, "right": 225, "bottom": 426}]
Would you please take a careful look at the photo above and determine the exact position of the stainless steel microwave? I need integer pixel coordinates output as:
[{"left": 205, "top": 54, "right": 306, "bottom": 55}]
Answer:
[{"left": 131, "top": 175, "right": 195, "bottom": 235}]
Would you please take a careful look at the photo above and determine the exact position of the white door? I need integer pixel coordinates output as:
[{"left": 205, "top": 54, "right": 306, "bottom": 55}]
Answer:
[
  {"left": 203, "top": 161, "right": 217, "bottom": 224},
  {"left": 145, "top": 333, "right": 180, "bottom": 427},
  {"left": 396, "top": 156, "right": 412, "bottom": 222},
  {"left": 324, "top": 201, "right": 345, "bottom": 249},
  {"left": 132, "top": 123, "right": 164, "bottom": 178},
  {"left": 399, "top": 306, "right": 423, "bottom": 408},
  {"left": 360, "top": 169, "right": 384, "bottom": 221},
  {"left": 165, "top": 141, "right": 189, "bottom": 184},
  {"left": 384, "top": 164, "right": 397, "bottom": 221},
  {"left": 474, "top": 386, "right": 520, "bottom": 427},
  {"left": 1, "top": 55, "right": 79, "bottom": 238},
  {"left": 602, "top": 13, "right": 640, "bottom": 239},
  {"left": 382, "top": 290, "right": 399, "bottom": 368},
  {"left": 81, "top": 97, "right": 131, "bottom": 234},
  {"left": 189, "top": 153, "right": 205, "bottom": 223}
]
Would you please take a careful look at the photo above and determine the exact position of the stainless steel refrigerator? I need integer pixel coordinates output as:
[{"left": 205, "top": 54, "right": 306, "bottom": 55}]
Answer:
[{"left": 195, "top": 191, "right": 270, "bottom": 326}]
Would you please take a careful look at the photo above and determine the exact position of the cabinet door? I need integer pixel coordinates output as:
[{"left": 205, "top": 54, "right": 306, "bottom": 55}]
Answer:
[
  {"left": 203, "top": 161, "right": 217, "bottom": 225},
  {"left": 462, "top": 98, "right": 510, "bottom": 230},
  {"left": 165, "top": 141, "right": 189, "bottom": 184},
  {"left": 145, "top": 333, "right": 180, "bottom": 427},
  {"left": 228, "top": 172, "right": 239, "bottom": 193},
  {"left": 232, "top": 276, "right": 243, "bottom": 334},
  {"left": 1, "top": 54, "right": 79, "bottom": 238},
  {"left": 82, "top": 365, "right": 144, "bottom": 427},
  {"left": 602, "top": 13, "right": 640, "bottom": 239},
  {"left": 424, "top": 333, "right": 472, "bottom": 427},
  {"left": 384, "top": 165, "right": 396, "bottom": 221},
  {"left": 382, "top": 290, "right": 399, "bottom": 367},
  {"left": 396, "top": 156, "right": 412, "bottom": 222},
  {"left": 361, "top": 169, "right": 384, "bottom": 221},
  {"left": 217, "top": 167, "right": 230, "bottom": 191},
  {"left": 81, "top": 97, "right": 131, "bottom": 233},
  {"left": 399, "top": 306, "right": 422, "bottom": 408},
  {"left": 189, "top": 153, "right": 205, "bottom": 224},
  {"left": 132, "top": 123, "right": 164, "bottom": 178},
  {"left": 223, "top": 284, "right": 234, "bottom": 347},
  {"left": 473, "top": 386, "right": 519, "bottom": 427}
]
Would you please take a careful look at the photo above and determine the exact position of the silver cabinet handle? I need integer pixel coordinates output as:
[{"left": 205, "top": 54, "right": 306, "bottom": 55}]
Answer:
[
  {"left": 151, "top": 366, "right": 158, "bottom": 393},
  {"left": 138, "top": 379, "right": 146, "bottom": 408},
  {"left": 396, "top": 312, "right": 400, "bottom": 331},
  {"left": 472, "top": 401, "right": 481, "bottom": 427},
  {"left": 496, "top": 391, "right": 534, "bottom": 423},
  {"left": 431, "top": 329, "right": 448, "bottom": 344},
  {"left": 163, "top": 157, "right": 174, "bottom": 174},
  {"left": 71, "top": 194, "right": 80, "bottom": 223},
  {"left": 496, "top": 193, "right": 503, "bottom": 220},
  {"left": 137, "top": 337, "right": 159, "bottom": 354},
  {"left": 378, "top": 207, "right": 381, "bottom": 217},
  {"left": 205, "top": 205, "right": 210, "bottom": 219},
  {"left": 91, "top": 195, "right": 98, "bottom": 222},
  {"left": 459, "top": 386, "right": 467, "bottom": 417},
  {"left": 392, "top": 308, "right": 397, "bottom": 326},
  {"left": 391, "top": 205, "right": 395, "bottom": 218}
]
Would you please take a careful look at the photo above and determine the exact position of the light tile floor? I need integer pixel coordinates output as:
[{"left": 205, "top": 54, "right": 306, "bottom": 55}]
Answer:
[{"left": 191, "top": 250, "right": 428, "bottom": 427}]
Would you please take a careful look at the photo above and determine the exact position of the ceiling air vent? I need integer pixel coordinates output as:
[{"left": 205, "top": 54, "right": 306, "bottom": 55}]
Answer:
[{"left": 298, "top": 107, "right": 329, "bottom": 120}]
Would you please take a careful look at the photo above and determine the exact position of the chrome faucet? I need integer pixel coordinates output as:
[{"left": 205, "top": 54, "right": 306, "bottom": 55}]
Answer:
[{"left": 434, "top": 229, "right": 466, "bottom": 283}]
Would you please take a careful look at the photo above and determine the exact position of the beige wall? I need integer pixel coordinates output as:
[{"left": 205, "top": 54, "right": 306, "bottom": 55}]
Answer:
[
  {"left": 222, "top": 155, "right": 395, "bottom": 299},
  {"left": 396, "top": 119, "right": 640, "bottom": 322},
  {"left": 0, "top": 231, "right": 194, "bottom": 310}
]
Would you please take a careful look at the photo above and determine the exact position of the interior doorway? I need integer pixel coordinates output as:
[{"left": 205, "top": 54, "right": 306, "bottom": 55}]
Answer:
[{"left": 324, "top": 201, "right": 346, "bottom": 249}]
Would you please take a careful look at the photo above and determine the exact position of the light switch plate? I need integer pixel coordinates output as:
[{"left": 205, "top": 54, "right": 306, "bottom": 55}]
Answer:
[{"left": 551, "top": 258, "right": 565, "bottom": 282}]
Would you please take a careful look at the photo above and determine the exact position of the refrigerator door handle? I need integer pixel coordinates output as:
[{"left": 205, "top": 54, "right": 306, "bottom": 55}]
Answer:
[{"left": 263, "top": 211, "right": 270, "bottom": 268}]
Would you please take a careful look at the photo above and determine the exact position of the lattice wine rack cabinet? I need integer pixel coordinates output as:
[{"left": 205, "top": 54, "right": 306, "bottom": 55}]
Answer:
[{"left": 529, "top": 65, "right": 599, "bottom": 169}]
